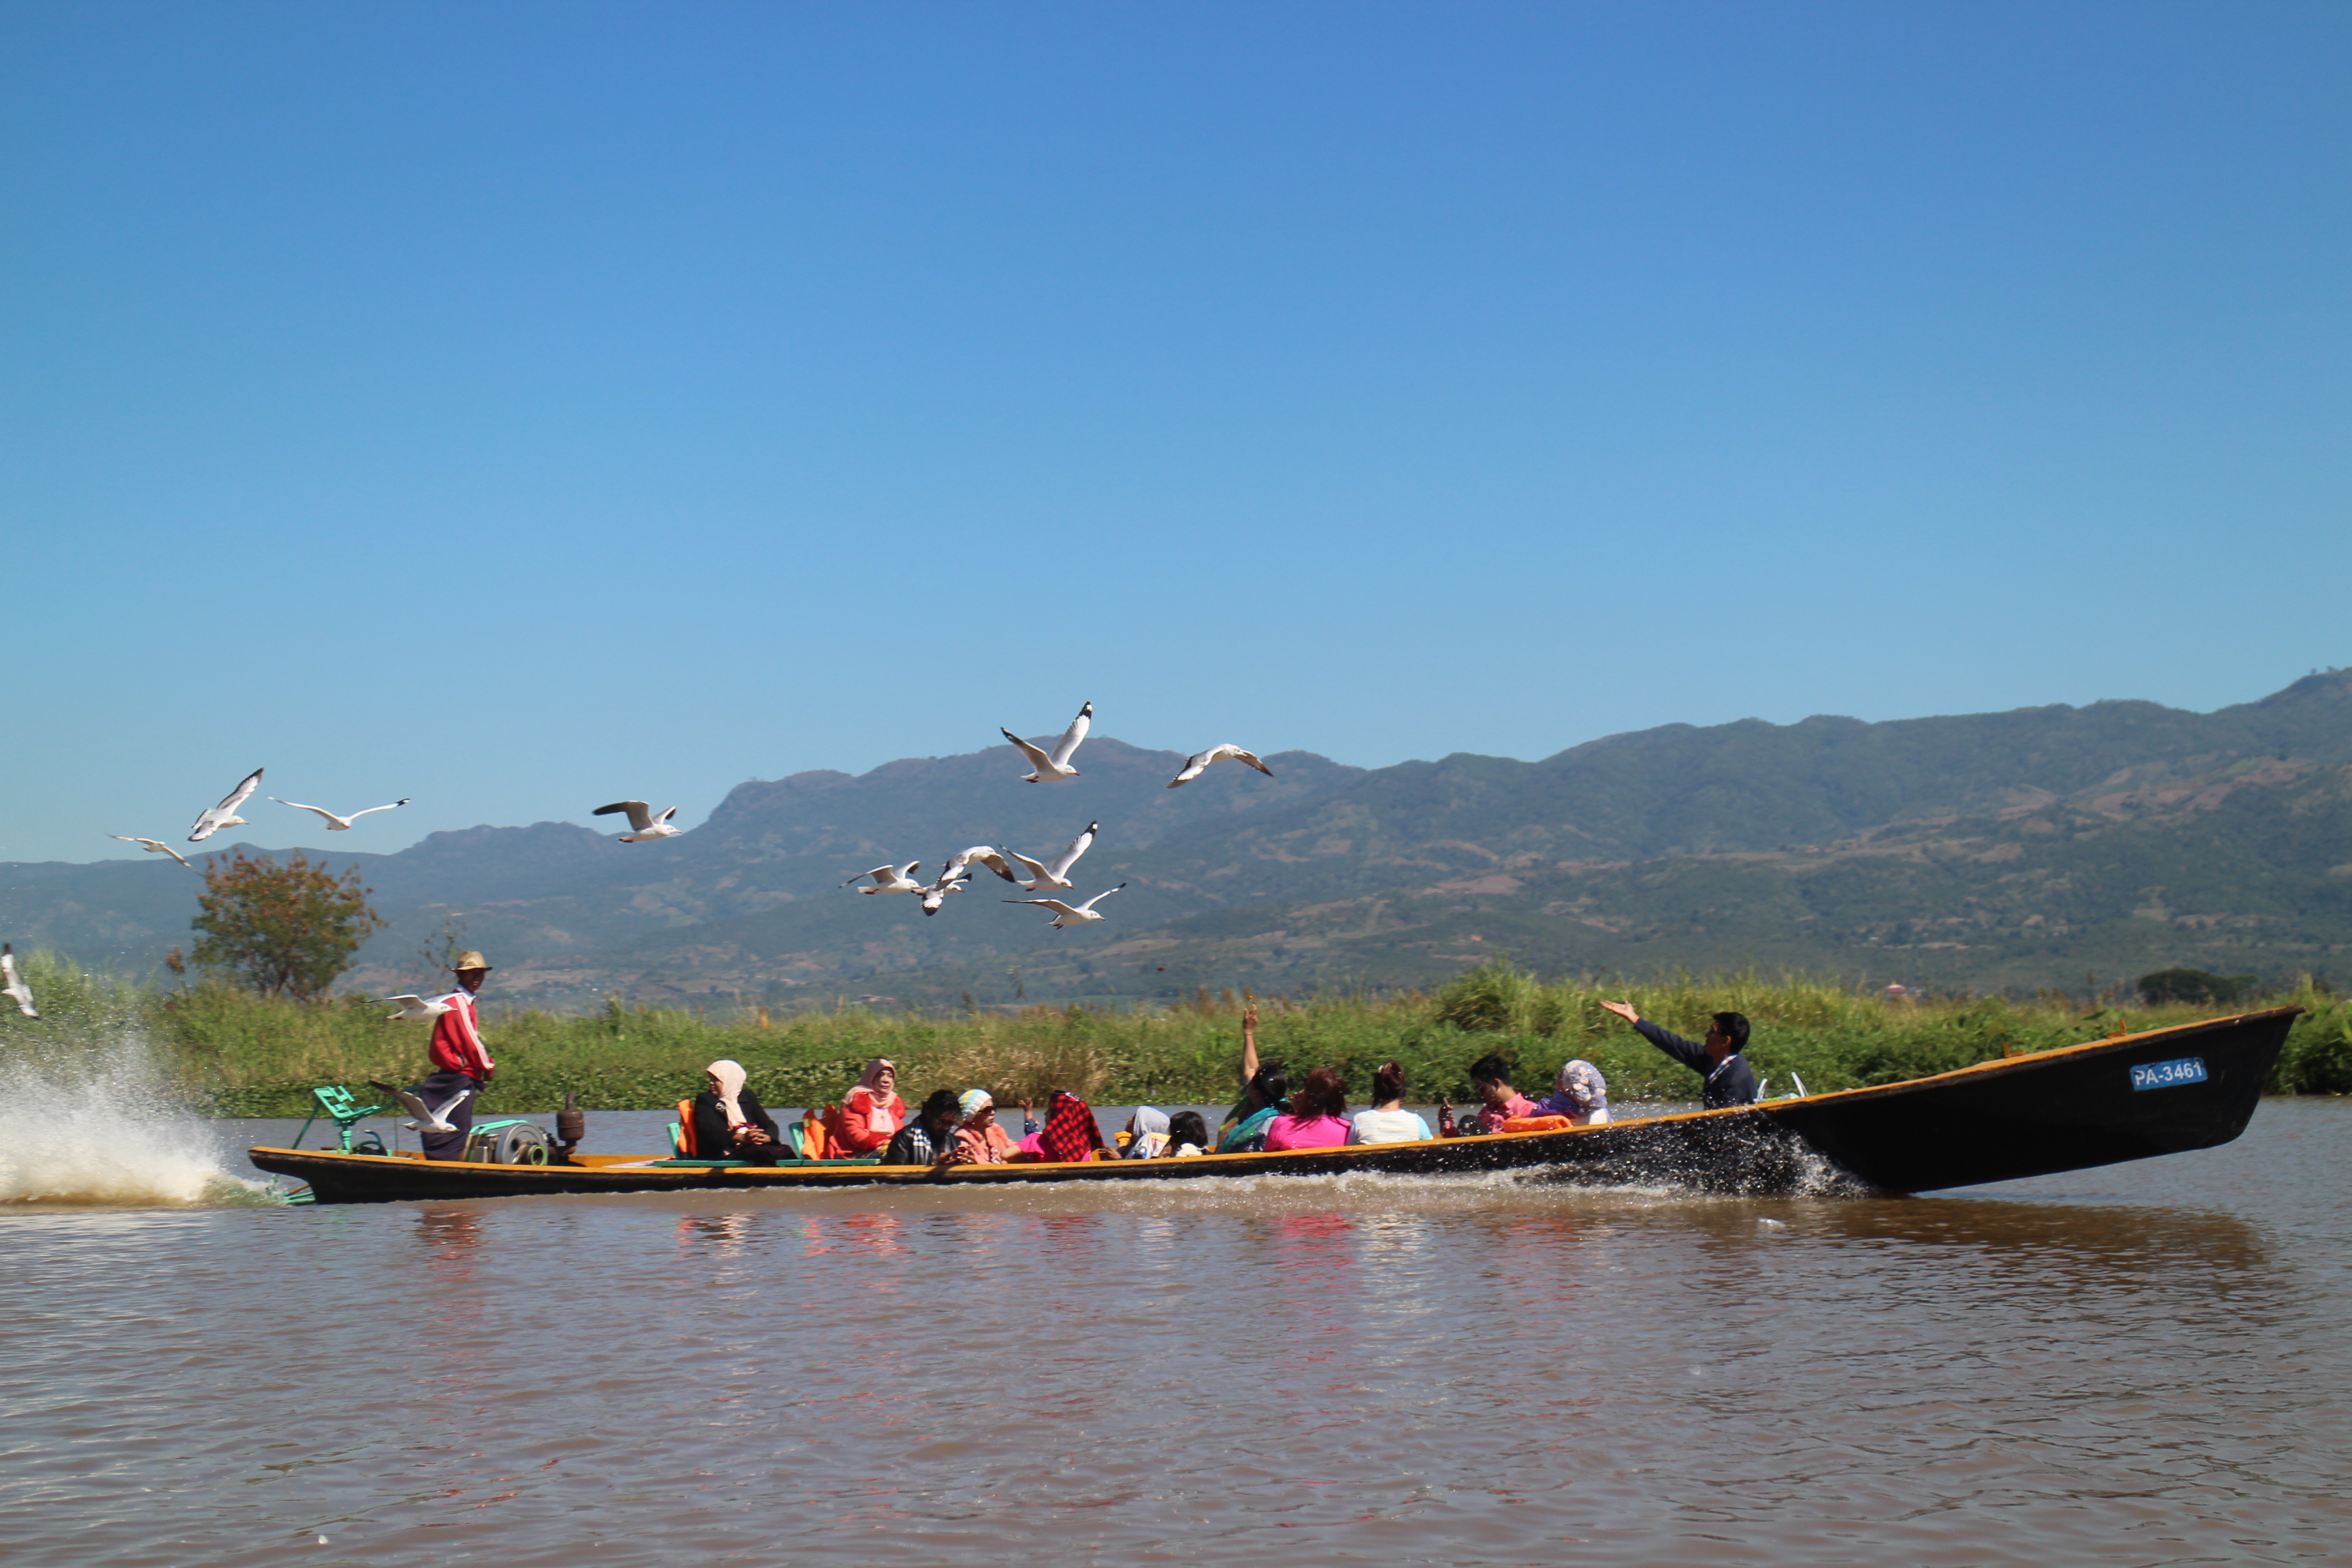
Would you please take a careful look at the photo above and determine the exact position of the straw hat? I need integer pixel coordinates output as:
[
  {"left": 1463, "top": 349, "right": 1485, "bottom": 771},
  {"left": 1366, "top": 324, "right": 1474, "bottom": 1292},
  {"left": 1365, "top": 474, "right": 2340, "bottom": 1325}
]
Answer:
[{"left": 453, "top": 951, "right": 493, "bottom": 973}]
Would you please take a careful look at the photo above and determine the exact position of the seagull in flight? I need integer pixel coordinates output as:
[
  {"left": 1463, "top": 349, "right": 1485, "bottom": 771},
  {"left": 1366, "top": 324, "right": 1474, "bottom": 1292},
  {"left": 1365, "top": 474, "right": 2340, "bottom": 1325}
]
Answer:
[
  {"left": 941, "top": 845, "right": 1019, "bottom": 885},
  {"left": 593, "top": 801, "right": 681, "bottom": 842},
  {"left": 1006, "top": 821, "right": 1098, "bottom": 893},
  {"left": 108, "top": 835, "right": 195, "bottom": 870},
  {"left": 1004, "top": 882, "right": 1126, "bottom": 928},
  {"left": 845, "top": 862, "right": 925, "bottom": 895},
  {"left": 271, "top": 797, "right": 411, "bottom": 831},
  {"left": 917, "top": 869, "right": 973, "bottom": 915},
  {"left": 387, "top": 1083, "right": 472, "bottom": 1134},
  {"left": 1, "top": 945, "right": 37, "bottom": 1017},
  {"left": 1002, "top": 700, "right": 1092, "bottom": 782},
  {"left": 189, "top": 768, "right": 264, "bottom": 842},
  {"left": 1167, "top": 745, "right": 1275, "bottom": 789},
  {"left": 384, "top": 995, "right": 452, "bottom": 1022}
]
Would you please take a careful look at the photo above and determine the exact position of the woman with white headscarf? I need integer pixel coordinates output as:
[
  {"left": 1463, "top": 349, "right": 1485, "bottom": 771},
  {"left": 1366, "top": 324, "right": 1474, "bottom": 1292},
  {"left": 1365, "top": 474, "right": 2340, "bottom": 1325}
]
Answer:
[
  {"left": 689, "top": 1059, "right": 787, "bottom": 1162},
  {"left": 1533, "top": 1059, "right": 1610, "bottom": 1125}
]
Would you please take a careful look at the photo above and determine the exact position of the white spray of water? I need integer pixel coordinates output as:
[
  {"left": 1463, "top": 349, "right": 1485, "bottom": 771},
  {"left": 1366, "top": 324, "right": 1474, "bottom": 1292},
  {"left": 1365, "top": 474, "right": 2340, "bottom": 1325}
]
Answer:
[{"left": 0, "top": 1030, "right": 273, "bottom": 1206}]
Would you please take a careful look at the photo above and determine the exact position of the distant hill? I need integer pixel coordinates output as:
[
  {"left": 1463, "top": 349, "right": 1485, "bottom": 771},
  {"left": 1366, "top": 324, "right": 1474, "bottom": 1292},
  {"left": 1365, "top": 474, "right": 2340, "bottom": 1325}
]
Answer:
[{"left": 6, "top": 673, "right": 2349, "bottom": 1006}]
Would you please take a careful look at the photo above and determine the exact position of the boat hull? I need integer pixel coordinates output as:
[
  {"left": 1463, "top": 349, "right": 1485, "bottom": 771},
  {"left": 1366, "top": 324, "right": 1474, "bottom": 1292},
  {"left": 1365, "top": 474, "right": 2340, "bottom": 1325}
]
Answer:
[{"left": 248, "top": 1007, "right": 2298, "bottom": 1204}]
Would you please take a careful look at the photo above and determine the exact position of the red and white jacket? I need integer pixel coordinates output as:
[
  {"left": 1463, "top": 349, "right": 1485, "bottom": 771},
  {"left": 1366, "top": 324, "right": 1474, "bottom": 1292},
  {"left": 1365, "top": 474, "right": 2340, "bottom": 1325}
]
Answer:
[{"left": 427, "top": 991, "right": 495, "bottom": 1078}]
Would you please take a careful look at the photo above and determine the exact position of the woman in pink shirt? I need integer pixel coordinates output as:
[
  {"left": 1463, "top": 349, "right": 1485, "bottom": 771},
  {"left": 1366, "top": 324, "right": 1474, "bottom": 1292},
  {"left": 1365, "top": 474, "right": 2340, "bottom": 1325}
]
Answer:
[
  {"left": 1263, "top": 1066, "right": 1352, "bottom": 1151},
  {"left": 1437, "top": 1053, "right": 1537, "bottom": 1136}
]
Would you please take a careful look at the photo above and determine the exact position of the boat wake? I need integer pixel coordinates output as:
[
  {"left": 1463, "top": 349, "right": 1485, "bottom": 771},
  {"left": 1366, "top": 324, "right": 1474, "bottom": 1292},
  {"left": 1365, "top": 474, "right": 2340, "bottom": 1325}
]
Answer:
[{"left": 0, "top": 1031, "right": 277, "bottom": 1207}]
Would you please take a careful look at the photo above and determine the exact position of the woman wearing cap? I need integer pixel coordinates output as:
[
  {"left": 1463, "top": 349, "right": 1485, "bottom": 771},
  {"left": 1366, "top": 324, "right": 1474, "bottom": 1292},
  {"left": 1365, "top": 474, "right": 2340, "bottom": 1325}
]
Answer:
[
  {"left": 946, "top": 1089, "right": 1017, "bottom": 1164},
  {"left": 414, "top": 951, "right": 497, "bottom": 1161}
]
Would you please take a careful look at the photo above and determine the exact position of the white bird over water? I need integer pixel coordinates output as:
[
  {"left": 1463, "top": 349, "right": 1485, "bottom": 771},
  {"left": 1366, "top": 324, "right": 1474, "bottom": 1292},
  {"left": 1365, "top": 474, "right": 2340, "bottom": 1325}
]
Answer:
[
  {"left": 941, "top": 845, "right": 1019, "bottom": 885},
  {"left": 917, "top": 869, "right": 973, "bottom": 916},
  {"left": 1, "top": 945, "right": 37, "bottom": 1017},
  {"left": 189, "top": 767, "right": 265, "bottom": 842},
  {"left": 108, "top": 835, "right": 195, "bottom": 869},
  {"left": 845, "top": 862, "right": 925, "bottom": 895},
  {"left": 1002, "top": 700, "right": 1092, "bottom": 782},
  {"left": 1004, "top": 882, "right": 1126, "bottom": 928},
  {"left": 593, "top": 801, "right": 681, "bottom": 842},
  {"left": 1007, "top": 820, "right": 1098, "bottom": 893},
  {"left": 271, "top": 797, "right": 412, "bottom": 831},
  {"left": 384, "top": 994, "right": 452, "bottom": 1022},
  {"left": 1166, "top": 745, "right": 1275, "bottom": 789},
  {"left": 391, "top": 1083, "right": 472, "bottom": 1134}
]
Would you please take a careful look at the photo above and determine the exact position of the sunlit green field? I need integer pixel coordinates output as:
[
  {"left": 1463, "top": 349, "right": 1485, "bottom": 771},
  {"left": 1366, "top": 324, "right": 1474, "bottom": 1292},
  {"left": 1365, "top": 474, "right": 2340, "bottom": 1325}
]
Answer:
[{"left": 4, "top": 953, "right": 2347, "bottom": 1117}]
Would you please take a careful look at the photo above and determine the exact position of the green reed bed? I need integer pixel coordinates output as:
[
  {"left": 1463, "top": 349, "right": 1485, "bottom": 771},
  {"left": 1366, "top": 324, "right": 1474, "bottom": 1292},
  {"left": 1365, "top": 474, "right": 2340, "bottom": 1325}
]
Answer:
[{"left": 3, "top": 953, "right": 2347, "bottom": 1118}]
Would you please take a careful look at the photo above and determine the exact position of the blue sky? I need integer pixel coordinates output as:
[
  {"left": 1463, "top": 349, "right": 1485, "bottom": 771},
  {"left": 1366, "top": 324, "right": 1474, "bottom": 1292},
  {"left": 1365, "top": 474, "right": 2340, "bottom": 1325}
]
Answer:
[{"left": 3, "top": 1, "right": 2347, "bottom": 866}]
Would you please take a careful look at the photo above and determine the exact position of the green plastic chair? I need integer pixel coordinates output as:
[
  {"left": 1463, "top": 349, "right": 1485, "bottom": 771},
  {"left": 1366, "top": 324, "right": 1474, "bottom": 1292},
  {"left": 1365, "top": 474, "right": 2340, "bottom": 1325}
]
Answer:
[{"left": 293, "top": 1085, "right": 393, "bottom": 1154}]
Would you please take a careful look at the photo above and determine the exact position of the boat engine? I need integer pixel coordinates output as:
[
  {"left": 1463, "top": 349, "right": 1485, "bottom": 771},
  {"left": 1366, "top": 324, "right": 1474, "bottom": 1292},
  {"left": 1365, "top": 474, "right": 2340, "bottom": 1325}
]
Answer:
[
  {"left": 554, "top": 1092, "right": 585, "bottom": 1164},
  {"left": 462, "top": 1121, "right": 552, "bottom": 1165}
]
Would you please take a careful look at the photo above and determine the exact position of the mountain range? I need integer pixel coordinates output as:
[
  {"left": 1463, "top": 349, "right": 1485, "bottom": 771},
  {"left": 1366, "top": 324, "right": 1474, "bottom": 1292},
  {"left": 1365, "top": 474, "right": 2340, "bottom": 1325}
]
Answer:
[{"left": 7, "top": 671, "right": 2350, "bottom": 1008}]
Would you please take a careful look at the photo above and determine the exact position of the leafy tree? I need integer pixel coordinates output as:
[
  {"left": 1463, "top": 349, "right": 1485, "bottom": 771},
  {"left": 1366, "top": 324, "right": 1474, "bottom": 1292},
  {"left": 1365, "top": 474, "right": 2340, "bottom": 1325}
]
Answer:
[{"left": 191, "top": 849, "right": 385, "bottom": 1001}]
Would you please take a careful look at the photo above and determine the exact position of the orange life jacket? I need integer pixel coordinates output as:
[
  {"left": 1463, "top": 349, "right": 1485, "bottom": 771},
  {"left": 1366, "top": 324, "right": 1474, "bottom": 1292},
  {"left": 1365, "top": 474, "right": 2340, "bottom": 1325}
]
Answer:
[
  {"left": 1499, "top": 1114, "right": 1573, "bottom": 1134},
  {"left": 799, "top": 1107, "right": 836, "bottom": 1160},
  {"left": 674, "top": 1098, "right": 700, "bottom": 1156}
]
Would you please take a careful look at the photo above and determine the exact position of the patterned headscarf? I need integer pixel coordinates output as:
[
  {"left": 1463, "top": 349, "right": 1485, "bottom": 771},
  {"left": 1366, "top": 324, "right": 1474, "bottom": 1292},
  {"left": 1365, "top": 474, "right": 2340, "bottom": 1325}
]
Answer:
[
  {"left": 1039, "top": 1091, "right": 1105, "bottom": 1162},
  {"left": 958, "top": 1089, "right": 994, "bottom": 1122},
  {"left": 1555, "top": 1059, "right": 1608, "bottom": 1117},
  {"left": 1126, "top": 1105, "right": 1171, "bottom": 1159}
]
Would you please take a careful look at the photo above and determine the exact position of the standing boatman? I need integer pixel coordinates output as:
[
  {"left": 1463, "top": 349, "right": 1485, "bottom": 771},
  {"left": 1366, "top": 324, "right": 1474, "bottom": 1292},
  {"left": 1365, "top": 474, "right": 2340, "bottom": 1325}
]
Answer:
[
  {"left": 1599, "top": 998, "right": 1758, "bottom": 1108},
  {"left": 415, "top": 951, "right": 497, "bottom": 1160}
]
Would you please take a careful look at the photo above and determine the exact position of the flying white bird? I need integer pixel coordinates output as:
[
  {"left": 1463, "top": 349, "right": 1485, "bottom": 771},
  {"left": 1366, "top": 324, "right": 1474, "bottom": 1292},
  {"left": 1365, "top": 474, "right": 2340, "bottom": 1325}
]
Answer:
[
  {"left": 271, "top": 797, "right": 411, "bottom": 831},
  {"left": 389, "top": 1083, "right": 472, "bottom": 1134},
  {"left": 384, "top": 994, "right": 452, "bottom": 1022},
  {"left": 1006, "top": 821, "right": 1099, "bottom": 893},
  {"left": 917, "top": 870, "right": 973, "bottom": 915},
  {"left": 189, "top": 767, "right": 265, "bottom": 842},
  {"left": 593, "top": 801, "right": 681, "bottom": 842},
  {"left": 1, "top": 945, "right": 37, "bottom": 1017},
  {"left": 1004, "top": 882, "right": 1127, "bottom": 928},
  {"left": 108, "top": 835, "right": 195, "bottom": 869},
  {"left": 845, "top": 862, "right": 925, "bottom": 894},
  {"left": 941, "top": 845, "right": 1019, "bottom": 884},
  {"left": 1166, "top": 745, "right": 1275, "bottom": 789},
  {"left": 1002, "top": 700, "right": 1092, "bottom": 782}
]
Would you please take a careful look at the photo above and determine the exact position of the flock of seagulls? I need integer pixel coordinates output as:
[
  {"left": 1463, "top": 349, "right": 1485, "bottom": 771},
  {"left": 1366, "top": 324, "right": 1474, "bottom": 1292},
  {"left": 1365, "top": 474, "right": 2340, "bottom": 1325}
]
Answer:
[
  {"left": 9, "top": 702, "right": 1277, "bottom": 1028},
  {"left": 99, "top": 766, "right": 416, "bottom": 876},
  {"left": 808, "top": 701, "right": 1274, "bottom": 933}
]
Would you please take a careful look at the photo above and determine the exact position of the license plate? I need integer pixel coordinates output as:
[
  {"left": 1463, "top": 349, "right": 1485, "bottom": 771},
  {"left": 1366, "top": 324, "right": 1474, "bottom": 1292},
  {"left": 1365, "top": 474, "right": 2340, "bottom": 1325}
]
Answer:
[{"left": 2130, "top": 1056, "right": 2208, "bottom": 1091}]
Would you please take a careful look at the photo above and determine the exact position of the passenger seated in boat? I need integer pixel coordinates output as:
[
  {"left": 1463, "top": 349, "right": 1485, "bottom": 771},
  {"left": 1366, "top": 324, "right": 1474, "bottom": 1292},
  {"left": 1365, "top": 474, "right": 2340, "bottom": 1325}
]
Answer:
[
  {"left": 1531, "top": 1059, "right": 1611, "bottom": 1125},
  {"left": 1601, "top": 1000, "right": 1758, "bottom": 1108},
  {"left": 834, "top": 1058, "right": 907, "bottom": 1156},
  {"left": 1121, "top": 1106, "right": 1172, "bottom": 1158},
  {"left": 947, "top": 1090, "right": 1017, "bottom": 1164},
  {"left": 1217, "top": 1064, "right": 1288, "bottom": 1153},
  {"left": 880, "top": 1088, "right": 962, "bottom": 1165},
  {"left": 1348, "top": 1061, "right": 1433, "bottom": 1144},
  {"left": 1437, "top": 1054, "right": 1536, "bottom": 1136},
  {"left": 1264, "top": 1067, "right": 1352, "bottom": 1150},
  {"left": 689, "top": 1060, "right": 786, "bottom": 1164},
  {"left": 1166, "top": 1110, "right": 1210, "bottom": 1156},
  {"left": 1037, "top": 1090, "right": 1114, "bottom": 1162}
]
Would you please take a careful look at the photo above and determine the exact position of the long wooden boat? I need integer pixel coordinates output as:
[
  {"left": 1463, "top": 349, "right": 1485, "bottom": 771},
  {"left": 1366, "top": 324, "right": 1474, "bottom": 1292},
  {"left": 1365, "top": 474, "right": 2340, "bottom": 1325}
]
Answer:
[{"left": 248, "top": 1007, "right": 2298, "bottom": 1204}]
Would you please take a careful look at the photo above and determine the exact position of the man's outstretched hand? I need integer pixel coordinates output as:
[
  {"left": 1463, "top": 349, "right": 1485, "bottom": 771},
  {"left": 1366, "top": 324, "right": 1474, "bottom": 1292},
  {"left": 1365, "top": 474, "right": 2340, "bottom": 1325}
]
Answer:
[{"left": 1600, "top": 999, "right": 1641, "bottom": 1024}]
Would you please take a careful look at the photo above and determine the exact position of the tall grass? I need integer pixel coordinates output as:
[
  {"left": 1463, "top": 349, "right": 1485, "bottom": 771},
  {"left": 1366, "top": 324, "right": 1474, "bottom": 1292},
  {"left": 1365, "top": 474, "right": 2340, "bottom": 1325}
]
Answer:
[{"left": 3, "top": 953, "right": 2346, "bottom": 1117}]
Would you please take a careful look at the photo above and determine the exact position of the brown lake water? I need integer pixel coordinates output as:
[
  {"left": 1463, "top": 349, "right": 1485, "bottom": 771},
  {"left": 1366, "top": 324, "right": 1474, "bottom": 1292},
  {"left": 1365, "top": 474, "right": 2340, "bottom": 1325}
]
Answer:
[{"left": 3, "top": 1098, "right": 2348, "bottom": 1566}]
